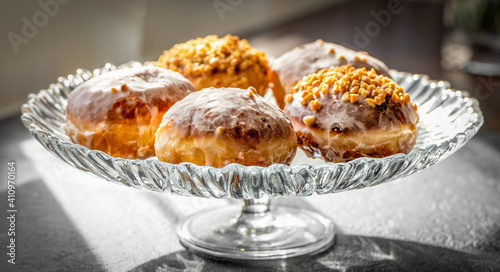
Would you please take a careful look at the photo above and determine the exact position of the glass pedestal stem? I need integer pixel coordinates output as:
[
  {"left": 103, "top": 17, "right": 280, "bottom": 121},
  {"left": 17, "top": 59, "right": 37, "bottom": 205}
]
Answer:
[
  {"left": 242, "top": 196, "right": 270, "bottom": 213},
  {"left": 177, "top": 196, "right": 335, "bottom": 260}
]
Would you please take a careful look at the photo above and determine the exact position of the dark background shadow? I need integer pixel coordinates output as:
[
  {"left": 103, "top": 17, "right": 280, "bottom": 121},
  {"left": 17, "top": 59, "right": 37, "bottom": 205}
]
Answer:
[
  {"left": 135, "top": 192, "right": 500, "bottom": 272},
  {"left": 0, "top": 178, "right": 104, "bottom": 271},
  {"left": 129, "top": 234, "right": 500, "bottom": 272},
  {"left": 0, "top": 179, "right": 105, "bottom": 272},
  {"left": 0, "top": 116, "right": 104, "bottom": 271}
]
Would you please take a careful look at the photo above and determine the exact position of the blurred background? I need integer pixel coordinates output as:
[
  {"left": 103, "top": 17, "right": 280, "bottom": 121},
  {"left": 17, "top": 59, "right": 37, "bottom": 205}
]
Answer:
[{"left": 1, "top": 0, "right": 499, "bottom": 130}]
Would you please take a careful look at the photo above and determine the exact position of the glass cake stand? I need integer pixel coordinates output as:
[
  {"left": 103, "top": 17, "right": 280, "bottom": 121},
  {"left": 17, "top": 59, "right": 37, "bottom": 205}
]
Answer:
[{"left": 21, "top": 62, "right": 483, "bottom": 260}]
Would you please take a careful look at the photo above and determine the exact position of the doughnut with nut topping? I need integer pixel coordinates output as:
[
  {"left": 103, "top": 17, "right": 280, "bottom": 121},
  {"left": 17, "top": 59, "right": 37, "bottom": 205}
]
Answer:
[
  {"left": 284, "top": 65, "right": 418, "bottom": 162},
  {"left": 270, "top": 40, "right": 391, "bottom": 109},
  {"left": 154, "top": 34, "right": 272, "bottom": 96}
]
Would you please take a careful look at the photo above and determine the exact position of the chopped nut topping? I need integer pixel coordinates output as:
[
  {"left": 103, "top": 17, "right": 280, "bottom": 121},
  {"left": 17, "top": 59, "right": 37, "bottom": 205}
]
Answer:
[
  {"left": 328, "top": 48, "right": 335, "bottom": 54},
  {"left": 403, "top": 93, "right": 411, "bottom": 104},
  {"left": 154, "top": 34, "right": 269, "bottom": 88},
  {"left": 412, "top": 102, "right": 418, "bottom": 111},
  {"left": 350, "top": 93, "right": 359, "bottom": 103},
  {"left": 338, "top": 55, "right": 345, "bottom": 60},
  {"left": 350, "top": 86, "right": 359, "bottom": 94},
  {"left": 304, "top": 93, "right": 314, "bottom": 101},
  {"left": 216, "top": 126, "right": 224, "bottom": 135},
  {"left": 290, "top": 64, "right": 415, "bottom": 110},
  {"left": 310, "top": 100, "right": 322, "bottom": 112},
  {"left": 365, "top": 98, "right": 376, "bottom": 107},
  {"left": 354, "top": 55, "right": 366, "bottom": 62},
  {"left": 303, "top": 115, "right": 315, "bottom": 126},
  {"left": 287, "top": 65, "right": 356, "bottom": 109},
  {"left": 391, "top": 93, "right": 399, "bottom": 101},
  {"left": 342, "top": 91, "right": 349, "bottom": 101},
  {"left": 120, "top": 84, "right": 128, "bottom": 92},
  {"left": 248, "top": 86, "right": 256, "bottom": 98},
  {"left": 111, "top": 87, "right": 118, "bottom": 93},
  {"left": 361, "top": 89, "right": 370, "bottom": 97},
  {"left": 285, "top": 94, "right": 294, "bottom": 103}
]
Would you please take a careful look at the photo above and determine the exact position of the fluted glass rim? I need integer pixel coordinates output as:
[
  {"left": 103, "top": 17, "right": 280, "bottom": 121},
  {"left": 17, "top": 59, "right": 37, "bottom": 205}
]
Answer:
[{"left": 20, "top": 61, "right": 484, "bottom": 198}]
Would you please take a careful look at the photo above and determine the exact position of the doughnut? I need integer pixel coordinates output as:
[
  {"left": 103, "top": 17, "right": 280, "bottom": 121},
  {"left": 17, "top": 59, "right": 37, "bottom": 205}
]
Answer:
[
  {"left": 65, "top": 66, "right": 196, "bottom": 159},
  {"left": 284, "top": 65, "right": 418, "bottom": 162},
  {"left": 154, "top": 34, "right": 272, "bottom": 96},
  {"left": 270, "top": 40, "right": 390, "bottom": 108},
  {"left": 155, "top": 87, "right": 298, "bottom": 168}
]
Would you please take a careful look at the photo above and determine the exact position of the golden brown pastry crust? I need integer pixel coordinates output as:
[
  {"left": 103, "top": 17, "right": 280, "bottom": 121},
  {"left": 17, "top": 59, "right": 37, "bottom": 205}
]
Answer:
[
  {"left": 154, "top": 34, "right": 271, "bottom": 96},
  {"left": 284, "top": 65, "right": 418, "bottom": 162},
  {"left": 65, "top": 66, "right": 196, "bottom": 159},
  {"left": 155, "top": 87, "right": 298, "bottom": 168}
]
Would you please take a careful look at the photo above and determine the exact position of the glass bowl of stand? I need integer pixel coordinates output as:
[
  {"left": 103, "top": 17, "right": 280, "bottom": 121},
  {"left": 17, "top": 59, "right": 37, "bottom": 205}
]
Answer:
[{"left": 21, "top": 61, "right": 483, "bottom": 260}]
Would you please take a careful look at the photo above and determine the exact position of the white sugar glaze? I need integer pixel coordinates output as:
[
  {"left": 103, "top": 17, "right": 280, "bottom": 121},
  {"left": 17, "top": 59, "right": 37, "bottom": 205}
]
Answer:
[
  {"left": 159, "top": 87, "right": 293, "bottom": 139},
  {"left": 272, "top": 40, "right": 390, "bottom": 92},
  {"left": 155, "top": 87, "right": 298, "bottom": 167},
  {"left": 66, "top": 66, "right": 195, "bottom": 122}
]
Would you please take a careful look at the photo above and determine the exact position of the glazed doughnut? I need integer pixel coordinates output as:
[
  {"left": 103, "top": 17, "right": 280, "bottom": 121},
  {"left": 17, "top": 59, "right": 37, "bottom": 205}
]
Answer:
[
  {"left": 154, "top": 34, "right": 272, "bottom": 96},
  {"left": 155, "top": 87, "right": 298, "bottom": 168},
  {"left": 270, "top": 40, "right": 390, "bottom": 108},
  {"left": 65, "top": 66, "right": 196, "bottom": 159},
  {"left": 284, "top": 65, "right": 418, "bottom": 162}
]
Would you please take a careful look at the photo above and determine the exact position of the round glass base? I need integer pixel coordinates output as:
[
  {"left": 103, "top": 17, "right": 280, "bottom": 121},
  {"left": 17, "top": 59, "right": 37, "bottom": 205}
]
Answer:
[{"left": 177, "top": 205, "right": 335, "bottom": 260}]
